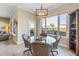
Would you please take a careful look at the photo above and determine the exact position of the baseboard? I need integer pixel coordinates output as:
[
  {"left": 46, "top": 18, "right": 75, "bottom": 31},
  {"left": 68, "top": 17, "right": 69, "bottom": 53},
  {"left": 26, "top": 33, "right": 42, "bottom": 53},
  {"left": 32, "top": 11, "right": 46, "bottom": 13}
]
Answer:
[
  {"left": 13, "top": 39, "right": 17, "bottom": 44},
  {"left": 17, "top": 41, "right": 24, "bottom": 45},
  {"left": 59, "top": 43, "right": 69, "bottom": 48}
]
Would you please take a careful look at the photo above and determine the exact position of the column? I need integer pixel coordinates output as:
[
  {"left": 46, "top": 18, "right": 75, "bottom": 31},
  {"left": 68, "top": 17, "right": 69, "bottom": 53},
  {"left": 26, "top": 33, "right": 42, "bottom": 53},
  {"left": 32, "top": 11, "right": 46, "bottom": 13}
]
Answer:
[{"left": 35, "top": 17, "right": 42, "bottom": 38}]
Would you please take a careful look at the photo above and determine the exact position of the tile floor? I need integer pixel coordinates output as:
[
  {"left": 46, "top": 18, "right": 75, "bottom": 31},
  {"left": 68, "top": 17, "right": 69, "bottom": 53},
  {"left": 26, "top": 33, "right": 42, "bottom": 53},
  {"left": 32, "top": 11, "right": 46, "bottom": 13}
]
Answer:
[{"left": 0, "top": 41, "right": 75, "bottom": 56}]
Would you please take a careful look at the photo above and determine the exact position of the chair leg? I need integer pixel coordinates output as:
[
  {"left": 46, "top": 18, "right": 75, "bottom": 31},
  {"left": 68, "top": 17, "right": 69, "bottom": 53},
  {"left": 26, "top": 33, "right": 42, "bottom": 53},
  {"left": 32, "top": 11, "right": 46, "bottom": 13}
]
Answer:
[
  {"left": 23, "top": 48, "right": 32, "bottom": 54},
  {"left": 29, "top": 48, "right": 32, "bottom": 53},
  {"left": 51, "top": 50, "right": 54, "bottom": 56},
  {"left": 54, "top": 51, "right": 58, "bottom": 55},
  {"left": 51, "top": 49, "right": 58, "bottom": 56},
  {"left": 23, "top": 49, "right": 30, "bottom": 53},
  {"left": 52, "top": 51, "right": 58, "bottom": 56}
]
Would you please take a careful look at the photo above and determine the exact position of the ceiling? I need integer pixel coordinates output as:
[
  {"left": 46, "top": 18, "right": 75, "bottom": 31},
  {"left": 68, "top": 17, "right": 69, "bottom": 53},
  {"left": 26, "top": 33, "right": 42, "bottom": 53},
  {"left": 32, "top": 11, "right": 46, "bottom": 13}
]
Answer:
[{"left": 0, "top": 3, "right": 65, "bottom": 17}]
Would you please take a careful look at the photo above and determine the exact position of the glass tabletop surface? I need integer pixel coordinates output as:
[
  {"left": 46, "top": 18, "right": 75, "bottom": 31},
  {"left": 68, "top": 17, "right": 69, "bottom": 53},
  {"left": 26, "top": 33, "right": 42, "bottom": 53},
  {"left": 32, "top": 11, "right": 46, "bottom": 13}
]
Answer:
[{"left": 29, "top": 36, "right": 56, "bottom": 44}]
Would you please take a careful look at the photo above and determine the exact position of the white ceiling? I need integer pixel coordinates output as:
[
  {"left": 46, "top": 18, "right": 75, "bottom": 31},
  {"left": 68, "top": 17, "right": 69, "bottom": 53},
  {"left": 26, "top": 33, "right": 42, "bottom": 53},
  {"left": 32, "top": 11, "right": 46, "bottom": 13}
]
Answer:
[{"left": 0, "top": 3, "right": 65, "bottom": 17}]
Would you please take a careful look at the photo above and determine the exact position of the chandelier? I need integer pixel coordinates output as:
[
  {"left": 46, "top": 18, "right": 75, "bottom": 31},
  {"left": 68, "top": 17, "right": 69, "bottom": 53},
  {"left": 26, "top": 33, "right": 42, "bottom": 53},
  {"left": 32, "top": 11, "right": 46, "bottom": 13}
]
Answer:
[{"left": 35, "top": 5, "right": 48, "bottom": 17}]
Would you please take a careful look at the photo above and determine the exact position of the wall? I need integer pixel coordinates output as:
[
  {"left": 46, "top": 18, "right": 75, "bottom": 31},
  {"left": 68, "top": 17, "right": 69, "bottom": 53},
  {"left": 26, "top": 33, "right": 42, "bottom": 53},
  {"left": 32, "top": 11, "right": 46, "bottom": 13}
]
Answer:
[
  {"left": 0, "top": 17, "right": 9, "bottom": 32},
  {"left": 10, "top": 7, "right": 35, "bottom": 44},
  {"left": 49, "top": 3, "right": 79, "bottom": 16},
  {"left": 9, "top": 8, "right": 18, "bottom": 43},
  {"left": 17, "top": 8, "right": 35, "bottom": 44}
]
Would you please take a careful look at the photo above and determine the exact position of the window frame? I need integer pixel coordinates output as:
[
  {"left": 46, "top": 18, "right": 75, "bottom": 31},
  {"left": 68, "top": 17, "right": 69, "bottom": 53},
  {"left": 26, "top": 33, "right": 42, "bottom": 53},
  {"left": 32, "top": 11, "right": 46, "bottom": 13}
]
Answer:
[{"left": 41, "top": 13, "right": 68, "bottom": 37}]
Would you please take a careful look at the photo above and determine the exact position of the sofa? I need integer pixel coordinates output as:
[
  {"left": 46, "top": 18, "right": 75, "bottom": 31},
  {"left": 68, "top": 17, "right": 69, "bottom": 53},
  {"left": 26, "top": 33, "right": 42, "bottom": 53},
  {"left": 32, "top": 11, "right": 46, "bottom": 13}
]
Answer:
[{"left": 0, "top": 31, "right": 9, "bottom": 41}]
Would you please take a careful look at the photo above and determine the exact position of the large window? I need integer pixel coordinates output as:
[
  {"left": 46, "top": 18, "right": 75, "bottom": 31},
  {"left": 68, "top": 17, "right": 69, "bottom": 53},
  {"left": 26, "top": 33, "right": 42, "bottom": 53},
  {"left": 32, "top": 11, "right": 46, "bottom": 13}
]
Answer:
[
  {"left": 42, "top": 14, "right": 67, "bottom": 36},
  {"left": 59, "top": 14, "right": 67, "bottom": 36},
  {"left": 46, "top": 16, "right": 58, "bottom": 35}
]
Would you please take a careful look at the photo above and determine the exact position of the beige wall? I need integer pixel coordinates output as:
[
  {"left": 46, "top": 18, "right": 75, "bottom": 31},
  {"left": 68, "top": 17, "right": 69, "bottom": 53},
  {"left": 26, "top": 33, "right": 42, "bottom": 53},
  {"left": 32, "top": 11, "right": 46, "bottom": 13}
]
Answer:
[
  {"left": 10, "top": 8, "right": 35, "bottom": 44},
  {"left": 0, "top": 17, "right": 9, "bottom": 32},
  {"left": 17, "top": 8, "right": 35, "bottom": 44},
  {"left": 9, "top": 8, "right": 18, "bottom": 43},
  {"left": 49, "top": 3, "right": 79, "bottom": 16}
]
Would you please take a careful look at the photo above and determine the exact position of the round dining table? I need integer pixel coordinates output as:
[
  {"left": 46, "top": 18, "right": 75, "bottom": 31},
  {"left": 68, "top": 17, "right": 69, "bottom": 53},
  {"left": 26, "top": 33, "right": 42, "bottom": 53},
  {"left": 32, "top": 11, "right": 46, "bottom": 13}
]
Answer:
[{"left": 29, "top": 36, "right": 56, "bottom": 45}]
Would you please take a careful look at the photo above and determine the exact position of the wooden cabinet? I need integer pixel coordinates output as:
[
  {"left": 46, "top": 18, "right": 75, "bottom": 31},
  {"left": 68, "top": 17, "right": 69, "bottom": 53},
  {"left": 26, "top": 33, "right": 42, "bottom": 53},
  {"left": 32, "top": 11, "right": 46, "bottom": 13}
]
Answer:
[{"left": 69, "top": 10, "right": 79, "bottom": 55}]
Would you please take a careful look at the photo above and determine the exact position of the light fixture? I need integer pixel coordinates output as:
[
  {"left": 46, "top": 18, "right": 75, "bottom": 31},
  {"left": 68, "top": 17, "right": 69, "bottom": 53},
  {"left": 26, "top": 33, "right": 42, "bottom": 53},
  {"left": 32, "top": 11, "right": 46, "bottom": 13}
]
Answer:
[
  {"left": 35, "top": 5, "right": 48, "bottom": 17},
  {"left": 5, "top": 26, "right": 9, "bottom": 29}
]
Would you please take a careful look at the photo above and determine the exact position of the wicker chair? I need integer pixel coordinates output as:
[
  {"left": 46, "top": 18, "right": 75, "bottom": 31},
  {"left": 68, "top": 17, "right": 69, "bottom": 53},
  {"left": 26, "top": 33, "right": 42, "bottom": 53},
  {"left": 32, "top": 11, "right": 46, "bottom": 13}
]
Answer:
[
  {"left": 31, "top": 42, "right": 51, "bottom": 56},
  {"left": 22, "top": 34, "right": 32, "bottom": 53}
]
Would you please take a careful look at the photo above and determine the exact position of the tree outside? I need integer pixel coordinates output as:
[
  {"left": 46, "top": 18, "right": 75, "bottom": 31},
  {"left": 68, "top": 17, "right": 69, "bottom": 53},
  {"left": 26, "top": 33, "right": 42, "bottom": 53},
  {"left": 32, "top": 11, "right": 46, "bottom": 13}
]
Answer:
[{"left": 47, "top": 23, "right": 56, "bottom": 30}]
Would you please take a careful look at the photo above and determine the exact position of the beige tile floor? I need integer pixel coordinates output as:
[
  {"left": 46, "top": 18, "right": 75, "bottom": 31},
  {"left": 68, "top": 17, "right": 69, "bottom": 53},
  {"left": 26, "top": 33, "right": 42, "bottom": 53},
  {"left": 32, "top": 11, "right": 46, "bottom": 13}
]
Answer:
[{"left": 0, "top": 41, "right": 75, "bottom": 56}]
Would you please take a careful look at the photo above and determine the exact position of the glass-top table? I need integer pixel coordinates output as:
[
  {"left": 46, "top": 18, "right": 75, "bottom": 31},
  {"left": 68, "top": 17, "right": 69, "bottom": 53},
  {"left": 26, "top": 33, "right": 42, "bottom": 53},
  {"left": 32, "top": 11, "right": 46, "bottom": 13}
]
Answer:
[{"left": 29, "top": 36, "right": 56, "bottom": 45}]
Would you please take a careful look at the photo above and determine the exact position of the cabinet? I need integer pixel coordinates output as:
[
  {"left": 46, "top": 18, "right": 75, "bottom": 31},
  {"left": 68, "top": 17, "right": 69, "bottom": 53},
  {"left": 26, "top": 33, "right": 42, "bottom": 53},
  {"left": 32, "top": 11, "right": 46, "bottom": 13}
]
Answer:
[{"left": 69, "top": 10, "right": 79, "bottom": 55}]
